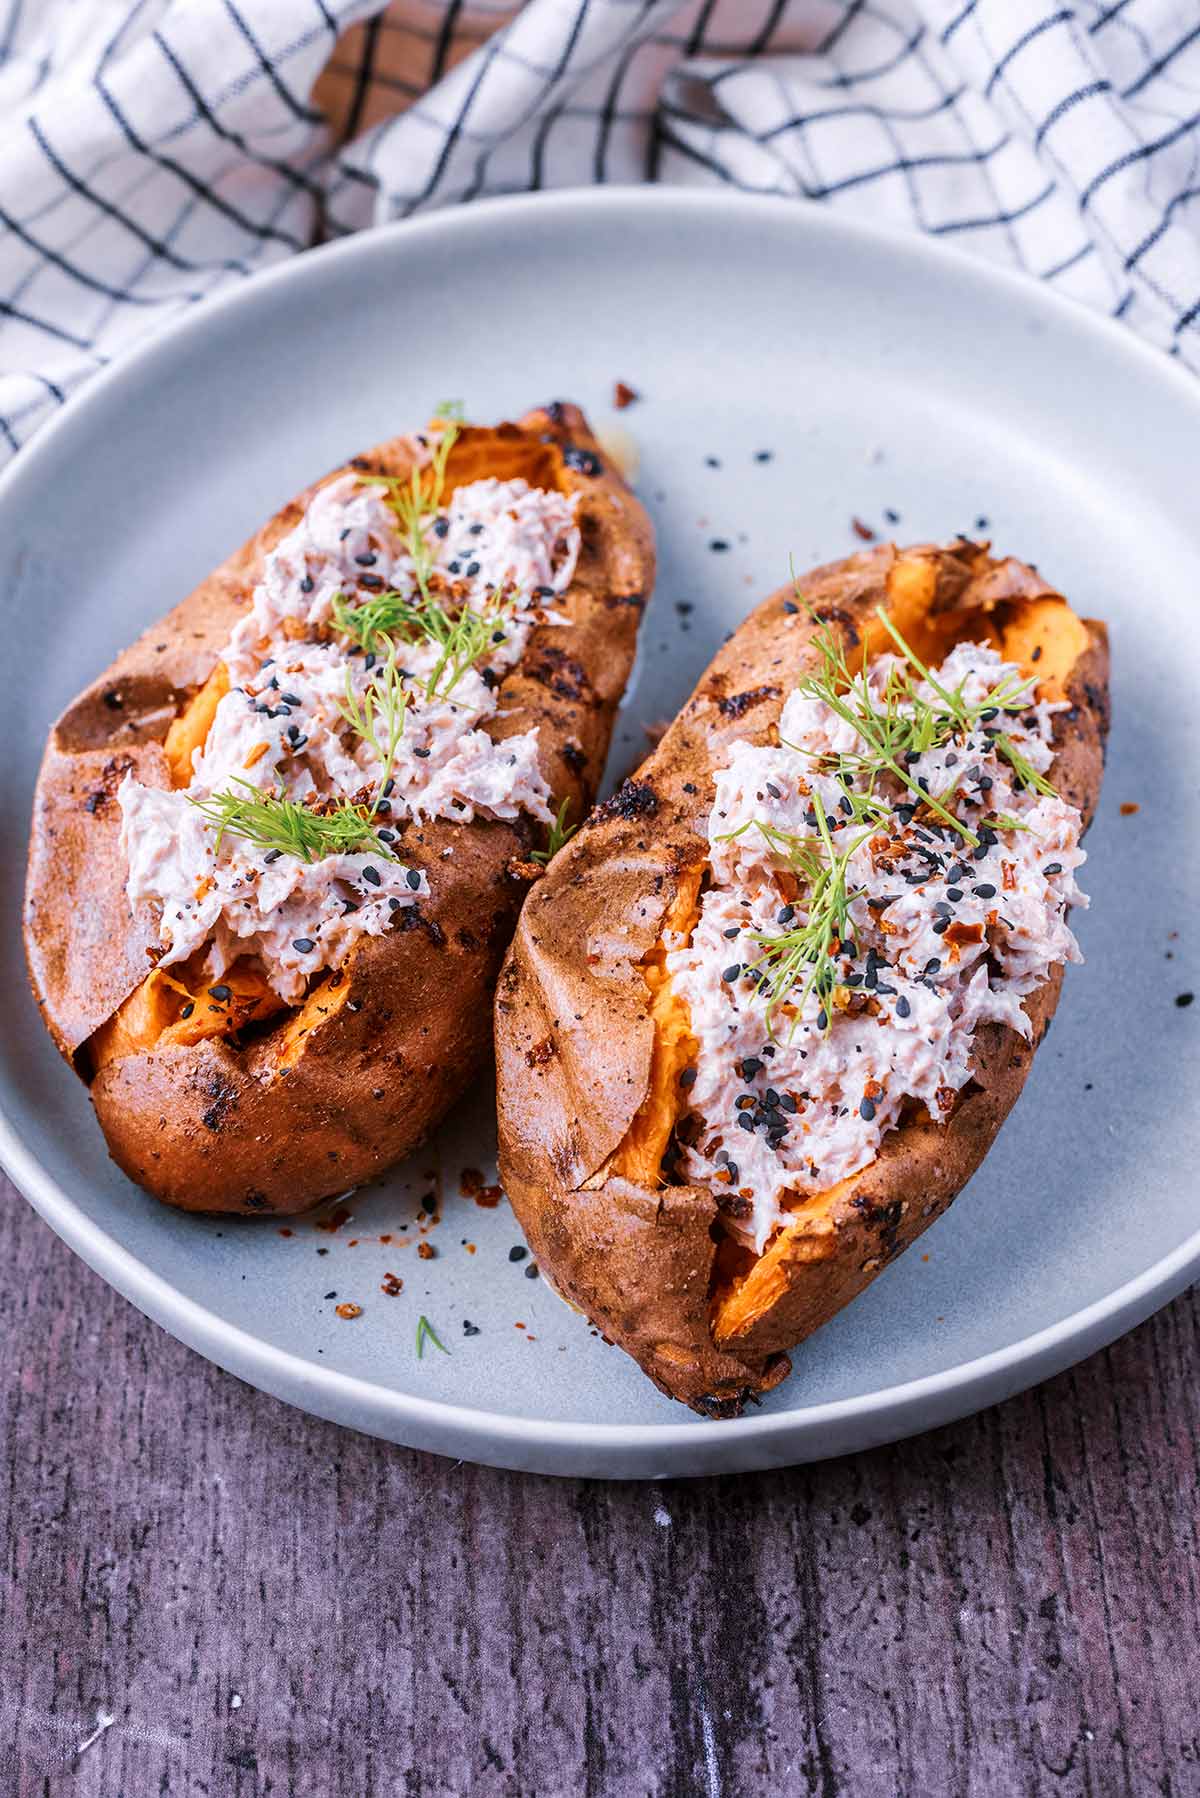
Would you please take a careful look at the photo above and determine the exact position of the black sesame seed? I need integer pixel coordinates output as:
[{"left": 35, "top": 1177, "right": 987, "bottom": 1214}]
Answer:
[
  {"left": 264, "top": 849, "right": 282, "bottom": 864},
  {"left": 777, "top": 905, "right": 795, "bottom": 925},
  {"left": 406, "top": 869, "right": 422, "bottom": 890},
  {"left": 355, "top": 552, "right": 377, "bottom": 567},
  {"left": 709, "top": 539, "right": 730, "bottom": 553},
  {"left": 208, "top": 985, "right": 231, "bottom": 1002},
  {"left": 859, "top": 1097, "right": 877, "bottom": 1121},
  {"left": 679, "top": 1067, "right": 697, "bottom": 1088},
  {"left": 723, "top": 926, "right": 740, "bottom": 939},
  {"left": 1043, "top": 862, "right": 1063, "bottom": 876},
  {"left": 524, "top": 1263, "right": 539, "bottom": 1280},
  {"left": 780, "top": 1093, "right": 798, "bottom": 1113},
  {"left": 946, "top": 887, "right": 964, "bottom": 901},
  {"left": 463, "top": 1321, "right": 481, "bottom": 1337},
  {"left": 932, "top": 917, "right": 950, "bottom": 935},
  {"left": 1177, "top": 992, "right": 1195, "bottom": 1008},
  {"left": 740, "top": 1057, "right": 763, "bottom": 1080},
  {"left": 362, "top": 867, "right": 382, "bottom": 886},
  {"left": 737, "top": 1114, "right": 755, "bottom": 1133},
  {"left": 468, "top": 522, "right": 484, "bottom": 536},
  {"left": 923, "top": 958, "right": 942, "bottom": 975},
  {"left": 292, "top": 937, "right": 315, "bottom": 953},
  {"left": 300, "top": 574, "right": 315, "bottom": 594},
  {"left": 466, "top": 561, "right": 481, "bottom": 578},
  {"left": 508, "top": 1246, "right": 527, "bottom": 1262},
  {"left": 973, "top": 883, "right": 997, "bottom": 898},
  {"left": 432, "top": 517, "right": 449, "bottom": 538},
  {"left": 722, "top": 965, "right": 741, "bottom": 983},
  {"left": 280, "top": 692, "right": 302, "bottom": 706},
  {"left": 896, "top": 996, "right": 911, "bottom": 1018},
  {"left": 180, "top": 1002, "right": 194, "bottom": 1020}
]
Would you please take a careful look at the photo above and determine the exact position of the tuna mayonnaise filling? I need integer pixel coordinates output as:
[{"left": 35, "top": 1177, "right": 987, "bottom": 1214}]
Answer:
[
  {"left": 120, "top": 469, "right": 581, "bottom": 1003},
  {"left": 667, "top": 640, "right": 1087, "bottom": 1254}
]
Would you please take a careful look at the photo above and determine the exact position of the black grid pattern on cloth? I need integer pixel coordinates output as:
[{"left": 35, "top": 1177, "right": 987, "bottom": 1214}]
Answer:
[{"left": 2, "top": 0, "right": 1199, "bottom": 459}]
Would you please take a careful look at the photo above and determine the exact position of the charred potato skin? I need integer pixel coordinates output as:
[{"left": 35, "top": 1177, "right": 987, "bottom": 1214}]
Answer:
[
  {"left": 495, "top": 542, "right": 1109, "bottom": 1414},
  {"left": 24, "top": 405, "right": 655, "bottom": 1214}
]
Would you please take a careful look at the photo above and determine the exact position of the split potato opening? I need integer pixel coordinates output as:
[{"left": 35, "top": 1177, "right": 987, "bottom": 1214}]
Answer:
[
  {"left": 82, "top": 425, "right": 576, "bottom": 1083},
  {"left": 606, "top": 549, "right": 1093, "bottom": 1346}
]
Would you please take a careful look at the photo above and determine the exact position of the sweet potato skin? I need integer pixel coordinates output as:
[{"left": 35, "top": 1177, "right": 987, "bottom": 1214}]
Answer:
[
  {"left": 494, "top": 541, "right": 1109, "bottom": 1413},
  {"left": 24, "top": 404, "right": 654, "bottom": 1214}
]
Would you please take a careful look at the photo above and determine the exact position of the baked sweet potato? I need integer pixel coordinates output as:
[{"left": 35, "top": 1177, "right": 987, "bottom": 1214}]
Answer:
[
  {"left": 25, "top": 404, "right": 654, "bottom": 1214},
  {"left": 495, "top": 540, "right": 1109, "bottom": 1414}
]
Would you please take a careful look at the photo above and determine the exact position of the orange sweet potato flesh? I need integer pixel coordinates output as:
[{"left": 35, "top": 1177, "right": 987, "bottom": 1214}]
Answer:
[
  {"left": 494, "top": 541, "right": 1109, "bottom": 1414},
  {"left": 24, "top": 405, "right": 655, "bottom": 1214}
]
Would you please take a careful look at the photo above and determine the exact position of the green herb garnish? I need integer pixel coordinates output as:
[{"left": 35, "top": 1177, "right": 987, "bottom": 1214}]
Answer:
[
  {"left": 787, "top": 599, "right": 1054, "bottom": 846},
  {"left": 531, "top": 796, "right": 578, "bottom": 865},
  {"left": 416, "top": 1314, "right": 449, "bottom": 1359},
  {"left": 719, "top": 798, "right": 876, "bottom": 1038},
  {"left": 334, "top": 643, "right": 407, "bottom": 796},
  {"left": 335, "top": 402, "right": 520, "bottom": 701},
  {"left": 188, "top": 780, "right": 398, "bottom": 863},
  {"left": 373, "top": 400, "right": 465, "bottom": 607}
]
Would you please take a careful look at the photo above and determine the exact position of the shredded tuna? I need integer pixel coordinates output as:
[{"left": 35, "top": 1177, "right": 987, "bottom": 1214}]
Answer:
[
  {"left": 120, "top": 466, "right": 580, "bottom": 1001},
  {"left": 668, "top": 639, "right": 1088, "bottom": 1253}
]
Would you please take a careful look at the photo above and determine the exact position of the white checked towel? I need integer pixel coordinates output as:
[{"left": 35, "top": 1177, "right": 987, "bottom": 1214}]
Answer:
[{"left": 2, "top": 0, "right": 1199, "bottom": 463}]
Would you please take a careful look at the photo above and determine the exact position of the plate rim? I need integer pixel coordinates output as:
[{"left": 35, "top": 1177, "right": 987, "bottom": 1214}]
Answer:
[{"left": 3, "top": 183, "right": 1198, "bottom": 1473}]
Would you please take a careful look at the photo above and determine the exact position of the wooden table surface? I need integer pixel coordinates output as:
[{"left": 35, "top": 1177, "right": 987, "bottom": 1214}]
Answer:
[{"left": 4, "top": 1168, "right": 1197, "bottom": 1798}]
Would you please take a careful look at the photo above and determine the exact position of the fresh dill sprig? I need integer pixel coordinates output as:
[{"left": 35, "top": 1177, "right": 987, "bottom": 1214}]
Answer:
[
  {"left": 718, "top": 799, "right": 876, "bottom": 1038},
  {"left": 372, "top": 401, "right": 465, "bottom": 607},
  {"left": 995, "top": 734, "right": 1056, "bottom": 797},
  {"left": 188, "top": 780, "right": 398, "bottom": 863},
  {"left": 415, "top": 1314, "right": 449, "bottom": 1359},
  {"left": 333, "top": 585, "right": 517, "bottom": 702},
  {"left": 334, "top": 644, "right": 407, "bottom": 800},
  {"left": 531, "top": 796, "right": 577, "bottom": 865}
]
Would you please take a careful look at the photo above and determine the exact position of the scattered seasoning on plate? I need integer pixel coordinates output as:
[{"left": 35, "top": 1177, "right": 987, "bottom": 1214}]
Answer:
[
  {"left": 1120, "top": 801, "right": 1140, "bottom": 815},
  {"left": 613, "top": 380, "right": 639, "bottom": 409},
  {"left": 380, "top": 1273, "right": 403, "bottom": 1297},
  {"left": 753, "top": 450, "right": 773, "bottom": 463},
  {"left": 509, "top": 1245, "right": 528, "bottom": 1262},
  {"left": 463, "top": 1320, "right": 481, "bottom": 1337},
  {"left": 850, "top": 517, "right": 875, "bottom": 541},
  {"left": 335, "top": 1302, "right": 362, "bottom": 1320},
  {"left": 709, "top": 538, "right": 730, "bottom": 553},
  {"left": 1177, "top": 992, "right": 1195, "bottom": 1008},
  {"left": 524, "top": 1263, "right": 540, "bottom": 1280},
  {"left": 417, "top": 1241, "right": 436, "bottom": 1260}
]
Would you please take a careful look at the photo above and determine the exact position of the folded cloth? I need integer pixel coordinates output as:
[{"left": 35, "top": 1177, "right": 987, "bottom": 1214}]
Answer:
[{"left": 2, "top": 0, "right": 1198, "bottom": 461}]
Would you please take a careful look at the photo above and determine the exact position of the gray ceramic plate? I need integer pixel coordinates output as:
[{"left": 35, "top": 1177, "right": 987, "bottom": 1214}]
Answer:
[{"left": 2, "top": 189, "right": 1197, "bottom": 1478}]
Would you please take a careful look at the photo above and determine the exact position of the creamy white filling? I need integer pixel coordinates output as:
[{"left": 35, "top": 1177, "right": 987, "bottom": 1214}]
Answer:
[
  {"left": 668, "top": 639, "right": 1088, "bottom": 1253},
  {"left": 120, "top": 467, "right": 580, "bottom": 1003}
]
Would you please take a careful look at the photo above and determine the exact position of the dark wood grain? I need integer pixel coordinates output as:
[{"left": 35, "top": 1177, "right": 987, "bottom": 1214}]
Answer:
[{"left": 3, "top": 1167, "right": 1197, "bottom": 1798}]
